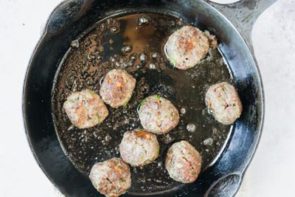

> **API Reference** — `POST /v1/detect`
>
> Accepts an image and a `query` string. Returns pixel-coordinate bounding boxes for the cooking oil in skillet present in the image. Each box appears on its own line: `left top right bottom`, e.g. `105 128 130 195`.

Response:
52 13 232 193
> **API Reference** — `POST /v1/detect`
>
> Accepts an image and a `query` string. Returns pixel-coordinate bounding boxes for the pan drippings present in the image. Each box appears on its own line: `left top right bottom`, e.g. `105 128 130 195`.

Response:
52 13 232 193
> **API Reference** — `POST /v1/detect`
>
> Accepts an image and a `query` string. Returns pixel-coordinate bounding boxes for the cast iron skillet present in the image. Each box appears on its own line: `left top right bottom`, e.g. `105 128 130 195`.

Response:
23 0 276 196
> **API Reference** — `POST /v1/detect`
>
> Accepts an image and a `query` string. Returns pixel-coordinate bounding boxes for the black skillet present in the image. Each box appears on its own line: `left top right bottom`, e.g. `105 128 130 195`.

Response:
23 0 276 196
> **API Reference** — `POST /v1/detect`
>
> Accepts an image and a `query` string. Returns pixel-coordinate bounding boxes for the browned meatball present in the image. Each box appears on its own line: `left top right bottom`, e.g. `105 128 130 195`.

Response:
63 89 109 129
89 158 131 197
205 82 242 125
100 69 136 108
165 141 202 183
119 130 160 166
164 25 217 70
138 95 180 134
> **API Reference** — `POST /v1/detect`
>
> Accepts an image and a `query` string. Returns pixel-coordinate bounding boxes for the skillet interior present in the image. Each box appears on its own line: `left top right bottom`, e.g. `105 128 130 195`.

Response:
51 12 234 195
23 0 263 196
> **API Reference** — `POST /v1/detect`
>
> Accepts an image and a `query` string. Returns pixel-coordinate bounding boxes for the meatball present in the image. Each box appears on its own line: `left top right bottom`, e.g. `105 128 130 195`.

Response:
63 89 109 129
205 82 242 125
165 141 202 183
89 158 131 197
100 69 136 108
120 130 160 166
138 95 179 134
164 25 217 70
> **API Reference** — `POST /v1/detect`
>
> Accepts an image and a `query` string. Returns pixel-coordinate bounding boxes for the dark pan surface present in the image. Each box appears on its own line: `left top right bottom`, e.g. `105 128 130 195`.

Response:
23 0 263 196
52 13 233 194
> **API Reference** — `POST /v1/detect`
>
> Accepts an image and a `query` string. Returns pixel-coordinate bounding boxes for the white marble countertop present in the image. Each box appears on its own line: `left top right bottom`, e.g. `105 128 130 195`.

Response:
0 0 294 196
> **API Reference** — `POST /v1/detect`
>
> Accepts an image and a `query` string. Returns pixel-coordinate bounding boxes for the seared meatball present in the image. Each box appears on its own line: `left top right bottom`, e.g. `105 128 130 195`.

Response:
164 25 217 70
205 82 242 125
138 95 179 134
100 69 136 108
63 89 109 129
120 130 160 166
165 141 202 183
89 158 131 197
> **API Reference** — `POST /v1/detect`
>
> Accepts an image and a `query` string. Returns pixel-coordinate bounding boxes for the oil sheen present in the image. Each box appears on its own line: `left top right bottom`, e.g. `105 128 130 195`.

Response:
52 13 232 193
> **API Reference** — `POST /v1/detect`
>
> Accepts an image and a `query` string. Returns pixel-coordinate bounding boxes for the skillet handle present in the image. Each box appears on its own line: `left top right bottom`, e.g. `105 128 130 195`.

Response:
44 0 93 36
205 174 242 197
205 0 277 51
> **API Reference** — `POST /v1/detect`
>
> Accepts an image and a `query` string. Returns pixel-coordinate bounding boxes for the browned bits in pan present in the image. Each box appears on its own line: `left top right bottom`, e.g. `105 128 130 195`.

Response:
52 13 233 194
